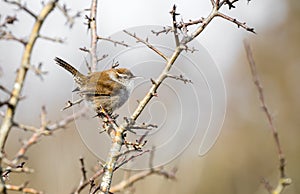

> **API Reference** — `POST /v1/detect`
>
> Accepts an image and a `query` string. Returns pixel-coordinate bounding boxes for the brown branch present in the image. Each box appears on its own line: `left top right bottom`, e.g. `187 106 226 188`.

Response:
217 12 255 33
97 36 129 47
123 30 169 61
151 26 172 36
72 164 104 194
0 30 27 45
12 107 86 165
25 62 48 80
98 2 255 194
56 3 83 28
110 168 176 193
79 157 87 181
244 40 291 194
3 0 37 19
0 0 58 162
6 182 42 194
110 149 176 193
61 99 84 111
178 18 204 30
89 0 98 71
38 34 65 43
170 5 180 46
166 74 193 84
114 150 149 172
0 85 12 96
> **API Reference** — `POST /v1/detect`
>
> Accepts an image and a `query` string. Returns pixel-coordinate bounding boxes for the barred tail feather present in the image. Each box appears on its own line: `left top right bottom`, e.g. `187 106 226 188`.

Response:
54 57 85 85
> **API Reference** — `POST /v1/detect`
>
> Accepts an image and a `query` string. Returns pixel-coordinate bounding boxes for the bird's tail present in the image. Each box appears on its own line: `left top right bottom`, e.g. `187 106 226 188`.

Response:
54 57 85 85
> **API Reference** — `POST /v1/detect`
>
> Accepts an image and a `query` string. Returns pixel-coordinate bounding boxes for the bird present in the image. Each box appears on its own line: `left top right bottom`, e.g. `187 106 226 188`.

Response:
54 57 136 115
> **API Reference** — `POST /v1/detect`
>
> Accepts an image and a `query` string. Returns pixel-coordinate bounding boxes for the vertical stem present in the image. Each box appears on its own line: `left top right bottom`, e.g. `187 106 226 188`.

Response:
90 0 98 71
98 46 183 194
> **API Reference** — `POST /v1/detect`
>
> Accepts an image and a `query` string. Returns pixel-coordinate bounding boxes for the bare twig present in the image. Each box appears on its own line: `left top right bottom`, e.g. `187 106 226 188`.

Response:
244 40 291 194
0 85 12 96
79 157 87 181
0 31 27 45
166 74 193 84
97 54 109 62
151 26 172 36
6 182 42 194
61 99 84 111
110 150 176 193
56 3 83 28
38 34 65 43
217 12 255 33
97 36 129 47
25 62 48 80
123 30 169 62
3 0 37 19
114 150 150 172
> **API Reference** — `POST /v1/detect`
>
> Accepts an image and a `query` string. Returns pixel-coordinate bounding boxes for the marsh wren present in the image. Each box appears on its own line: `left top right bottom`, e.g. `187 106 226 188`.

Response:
54 57 135 115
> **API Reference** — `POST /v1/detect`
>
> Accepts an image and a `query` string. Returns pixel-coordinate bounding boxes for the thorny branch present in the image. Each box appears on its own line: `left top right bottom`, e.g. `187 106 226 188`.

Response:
12 106 86 165
0 1 58 193
123 30 169 61
0 0 58 150
110 149 176 193
244 40 291 194
98 2 255 194
89 0 98 71
3 0 37 19
56 3 83 28
97 36 129 47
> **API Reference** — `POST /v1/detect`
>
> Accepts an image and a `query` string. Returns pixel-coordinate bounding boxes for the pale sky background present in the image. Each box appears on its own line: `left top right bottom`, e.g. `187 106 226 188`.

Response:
0 0 288 94
0 1 293 193
0 0 288 158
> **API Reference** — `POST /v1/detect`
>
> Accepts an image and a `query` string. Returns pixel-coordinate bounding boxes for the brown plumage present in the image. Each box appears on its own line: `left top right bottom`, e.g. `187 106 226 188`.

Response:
54 57 135 114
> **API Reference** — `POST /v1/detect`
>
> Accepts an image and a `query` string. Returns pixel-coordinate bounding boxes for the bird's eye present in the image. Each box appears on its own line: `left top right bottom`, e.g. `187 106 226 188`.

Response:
116 72 126 79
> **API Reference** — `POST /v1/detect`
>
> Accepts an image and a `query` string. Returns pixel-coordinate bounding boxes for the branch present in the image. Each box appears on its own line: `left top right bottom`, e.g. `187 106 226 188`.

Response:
3 0 37 19
61 99 84 111
98 2 255 193
216 12 255 33
6 182 42 194
56 3 83 28
0 0 58 158
123 30 169 61
38 34 65 43
244 40 291 194
110 168 176 193
170 5 180 46
166 74 193 84
89 0 98 71
12 107 86 165
0 30 27 45
110 150 176 193
97 36 129 47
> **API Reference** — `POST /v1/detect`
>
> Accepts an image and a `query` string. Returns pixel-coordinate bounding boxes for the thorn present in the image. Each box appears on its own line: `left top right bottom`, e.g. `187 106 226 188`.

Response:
150 78 157 85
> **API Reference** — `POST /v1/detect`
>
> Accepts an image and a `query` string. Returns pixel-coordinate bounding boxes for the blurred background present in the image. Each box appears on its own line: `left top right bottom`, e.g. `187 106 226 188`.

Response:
0 0 299 193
